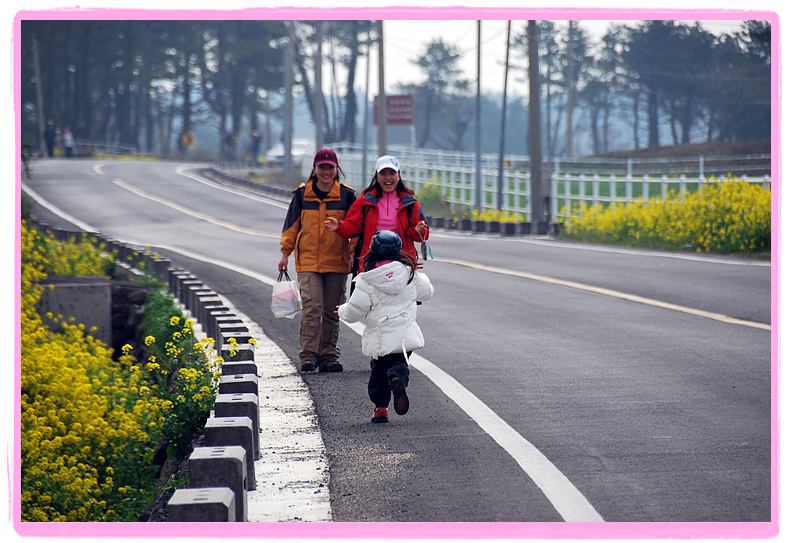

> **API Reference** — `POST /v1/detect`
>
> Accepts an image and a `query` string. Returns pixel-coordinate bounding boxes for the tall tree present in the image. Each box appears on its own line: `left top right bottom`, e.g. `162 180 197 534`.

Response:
200 20 286 159
559 21 592 156
399 38 471 149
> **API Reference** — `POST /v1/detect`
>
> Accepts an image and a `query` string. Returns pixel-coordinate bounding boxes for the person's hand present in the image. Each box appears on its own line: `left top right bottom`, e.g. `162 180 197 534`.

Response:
324 217 339 231
415 220 428 238
278 254 289 273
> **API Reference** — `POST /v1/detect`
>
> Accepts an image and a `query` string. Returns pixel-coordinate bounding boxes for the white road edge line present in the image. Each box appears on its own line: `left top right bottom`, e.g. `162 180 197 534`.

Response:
22 180 604 522
158 247 606 523
435 257 770 331
111 178 279 238
430 231 770 267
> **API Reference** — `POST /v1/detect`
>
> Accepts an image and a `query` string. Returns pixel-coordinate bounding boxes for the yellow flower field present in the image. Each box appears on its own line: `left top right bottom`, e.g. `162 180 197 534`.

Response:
20 222 219 521
560 179 771 254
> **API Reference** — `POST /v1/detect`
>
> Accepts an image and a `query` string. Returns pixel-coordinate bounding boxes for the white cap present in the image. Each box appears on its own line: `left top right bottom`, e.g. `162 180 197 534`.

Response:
375 155 400 173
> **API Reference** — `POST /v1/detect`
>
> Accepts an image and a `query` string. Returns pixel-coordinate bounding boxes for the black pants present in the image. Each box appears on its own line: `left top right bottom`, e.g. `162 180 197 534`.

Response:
368 351 411 408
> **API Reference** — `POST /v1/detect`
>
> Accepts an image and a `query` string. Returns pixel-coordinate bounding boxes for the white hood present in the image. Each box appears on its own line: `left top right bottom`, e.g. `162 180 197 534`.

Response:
358 261 412 296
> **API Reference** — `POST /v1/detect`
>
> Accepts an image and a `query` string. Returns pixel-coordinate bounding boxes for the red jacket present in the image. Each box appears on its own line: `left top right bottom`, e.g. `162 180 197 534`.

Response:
335 189 429 272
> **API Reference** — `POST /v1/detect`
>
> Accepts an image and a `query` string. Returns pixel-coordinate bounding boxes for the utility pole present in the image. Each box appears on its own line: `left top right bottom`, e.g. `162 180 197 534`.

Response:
474 21 482 211
528 20 545 228
283 21 295 185
362 35 372 186
565 21 576 157
315 22 325 150
32 35 46 155
496 21 511 211
377 20 387 156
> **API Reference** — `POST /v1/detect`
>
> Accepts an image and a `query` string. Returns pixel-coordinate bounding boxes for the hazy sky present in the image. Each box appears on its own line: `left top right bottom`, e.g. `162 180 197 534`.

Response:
377 19 749 97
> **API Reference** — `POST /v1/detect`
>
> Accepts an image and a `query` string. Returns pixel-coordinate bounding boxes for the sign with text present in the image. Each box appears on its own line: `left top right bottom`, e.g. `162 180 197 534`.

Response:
373 94 415 126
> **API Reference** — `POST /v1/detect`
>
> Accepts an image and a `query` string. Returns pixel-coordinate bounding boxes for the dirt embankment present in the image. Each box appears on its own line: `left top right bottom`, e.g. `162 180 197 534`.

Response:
594 139 770 160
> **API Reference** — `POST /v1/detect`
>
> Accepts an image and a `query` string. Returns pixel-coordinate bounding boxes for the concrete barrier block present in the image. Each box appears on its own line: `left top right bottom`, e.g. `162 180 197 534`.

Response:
168 270 194 298
198 298 223 320
186 285 214 312
220 360 258 377
204 416 256 490
189 446 248 521
204 308 231 341
219 373 258 395
214 394 260 459
167 487 236 522
197 296 223 324
153 258 171 281
177 279 203 303
220 343 255 362
216 325 250 351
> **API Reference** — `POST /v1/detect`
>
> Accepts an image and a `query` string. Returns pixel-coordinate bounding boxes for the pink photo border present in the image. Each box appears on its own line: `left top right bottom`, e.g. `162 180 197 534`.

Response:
11 4 780 541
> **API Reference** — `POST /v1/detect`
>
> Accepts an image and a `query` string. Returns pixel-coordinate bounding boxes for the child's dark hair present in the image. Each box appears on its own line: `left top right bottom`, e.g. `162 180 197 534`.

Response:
362 250 417 283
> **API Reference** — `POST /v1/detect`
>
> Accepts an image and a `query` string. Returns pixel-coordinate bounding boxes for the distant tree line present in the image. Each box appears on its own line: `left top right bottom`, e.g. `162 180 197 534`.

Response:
402 20 770 155
19 19 770 159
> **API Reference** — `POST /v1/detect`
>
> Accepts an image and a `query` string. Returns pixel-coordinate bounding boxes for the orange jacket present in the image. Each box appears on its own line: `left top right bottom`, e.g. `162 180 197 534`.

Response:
280 179 357 273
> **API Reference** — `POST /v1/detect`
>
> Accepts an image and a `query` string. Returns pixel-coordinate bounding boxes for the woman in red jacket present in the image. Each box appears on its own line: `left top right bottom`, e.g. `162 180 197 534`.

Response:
324 155 429 273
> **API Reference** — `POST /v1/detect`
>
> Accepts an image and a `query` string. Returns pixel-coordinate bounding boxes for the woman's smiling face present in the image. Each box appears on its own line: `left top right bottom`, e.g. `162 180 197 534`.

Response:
377 168 399 193
314 164 337 187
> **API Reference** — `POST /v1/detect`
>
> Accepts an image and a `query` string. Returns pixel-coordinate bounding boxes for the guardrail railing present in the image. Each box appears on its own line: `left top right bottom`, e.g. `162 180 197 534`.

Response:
327 143 772 221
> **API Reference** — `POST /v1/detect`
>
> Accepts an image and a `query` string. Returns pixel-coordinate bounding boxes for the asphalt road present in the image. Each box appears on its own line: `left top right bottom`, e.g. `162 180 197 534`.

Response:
21 159 774 532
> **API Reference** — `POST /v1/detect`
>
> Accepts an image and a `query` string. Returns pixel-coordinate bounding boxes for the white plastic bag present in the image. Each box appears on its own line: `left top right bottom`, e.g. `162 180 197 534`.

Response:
271 272 302 319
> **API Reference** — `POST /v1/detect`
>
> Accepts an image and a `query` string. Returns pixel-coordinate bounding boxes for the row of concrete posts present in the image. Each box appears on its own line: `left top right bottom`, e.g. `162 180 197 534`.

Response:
33 221 263 522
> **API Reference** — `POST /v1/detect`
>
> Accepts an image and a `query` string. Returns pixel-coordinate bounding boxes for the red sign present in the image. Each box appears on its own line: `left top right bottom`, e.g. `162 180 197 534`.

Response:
373 94 415 126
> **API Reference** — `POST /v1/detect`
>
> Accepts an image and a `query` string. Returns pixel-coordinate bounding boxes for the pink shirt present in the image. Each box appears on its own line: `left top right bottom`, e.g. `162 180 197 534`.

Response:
377 191 400 232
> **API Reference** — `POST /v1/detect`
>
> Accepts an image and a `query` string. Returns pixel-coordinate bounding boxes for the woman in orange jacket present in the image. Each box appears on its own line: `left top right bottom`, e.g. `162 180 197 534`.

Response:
279 148 357 373
324 155 429 274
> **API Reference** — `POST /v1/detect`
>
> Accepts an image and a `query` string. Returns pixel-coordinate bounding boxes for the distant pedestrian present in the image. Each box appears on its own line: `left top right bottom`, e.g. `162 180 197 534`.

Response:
62 126 74 157
337 230 434 423
250 129 262 163
279 148 358 373
324 155 430 277
44 120 55 157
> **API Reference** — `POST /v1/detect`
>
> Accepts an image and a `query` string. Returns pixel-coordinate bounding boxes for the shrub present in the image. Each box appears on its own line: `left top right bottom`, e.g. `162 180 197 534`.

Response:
471 208 526 224
133 290 221 459
417 183 452 216
560 179 771 253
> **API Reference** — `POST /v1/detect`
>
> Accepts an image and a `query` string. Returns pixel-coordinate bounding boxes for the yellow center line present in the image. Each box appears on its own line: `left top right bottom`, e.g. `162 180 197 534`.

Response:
435 257 770 331
113 178 279 239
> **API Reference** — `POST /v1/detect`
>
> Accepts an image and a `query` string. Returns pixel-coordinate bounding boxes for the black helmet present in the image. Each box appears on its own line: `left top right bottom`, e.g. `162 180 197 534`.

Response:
369 230 402 259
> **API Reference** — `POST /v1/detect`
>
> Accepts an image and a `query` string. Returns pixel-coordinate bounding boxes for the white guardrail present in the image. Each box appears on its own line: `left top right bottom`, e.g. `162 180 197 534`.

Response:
327 143 771 222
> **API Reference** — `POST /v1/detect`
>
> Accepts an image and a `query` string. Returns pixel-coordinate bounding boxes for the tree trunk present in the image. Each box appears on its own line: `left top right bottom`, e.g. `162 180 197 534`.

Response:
528 20 545 224
648 88 659 147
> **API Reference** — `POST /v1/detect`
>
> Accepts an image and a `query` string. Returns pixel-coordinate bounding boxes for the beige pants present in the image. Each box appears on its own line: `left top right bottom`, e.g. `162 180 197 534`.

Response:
297 272 348 367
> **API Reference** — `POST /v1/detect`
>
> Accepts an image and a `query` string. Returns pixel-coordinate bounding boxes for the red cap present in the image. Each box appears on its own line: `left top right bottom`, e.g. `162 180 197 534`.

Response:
314 148 338 167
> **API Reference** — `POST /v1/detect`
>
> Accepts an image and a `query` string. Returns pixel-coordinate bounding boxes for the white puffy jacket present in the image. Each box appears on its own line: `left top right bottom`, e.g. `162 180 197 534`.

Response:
338 261 434 359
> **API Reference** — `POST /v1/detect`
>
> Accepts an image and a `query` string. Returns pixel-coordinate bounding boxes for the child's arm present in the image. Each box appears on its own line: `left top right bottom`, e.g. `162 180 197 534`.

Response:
414 271 434 303
337 279 372 323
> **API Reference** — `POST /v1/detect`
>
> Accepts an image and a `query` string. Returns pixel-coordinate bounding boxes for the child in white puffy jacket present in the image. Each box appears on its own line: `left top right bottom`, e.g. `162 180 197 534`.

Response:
337 230 434 423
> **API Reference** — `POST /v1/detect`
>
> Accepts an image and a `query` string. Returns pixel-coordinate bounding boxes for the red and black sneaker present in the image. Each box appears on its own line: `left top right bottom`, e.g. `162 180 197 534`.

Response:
390 376 409 416
371 407 389 423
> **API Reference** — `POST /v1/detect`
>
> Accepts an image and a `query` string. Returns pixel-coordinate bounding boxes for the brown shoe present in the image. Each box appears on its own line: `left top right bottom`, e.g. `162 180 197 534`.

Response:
319 361 343 373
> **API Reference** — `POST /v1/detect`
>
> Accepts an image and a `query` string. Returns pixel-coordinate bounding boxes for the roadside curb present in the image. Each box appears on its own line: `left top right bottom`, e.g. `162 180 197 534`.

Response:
26 218 331 522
